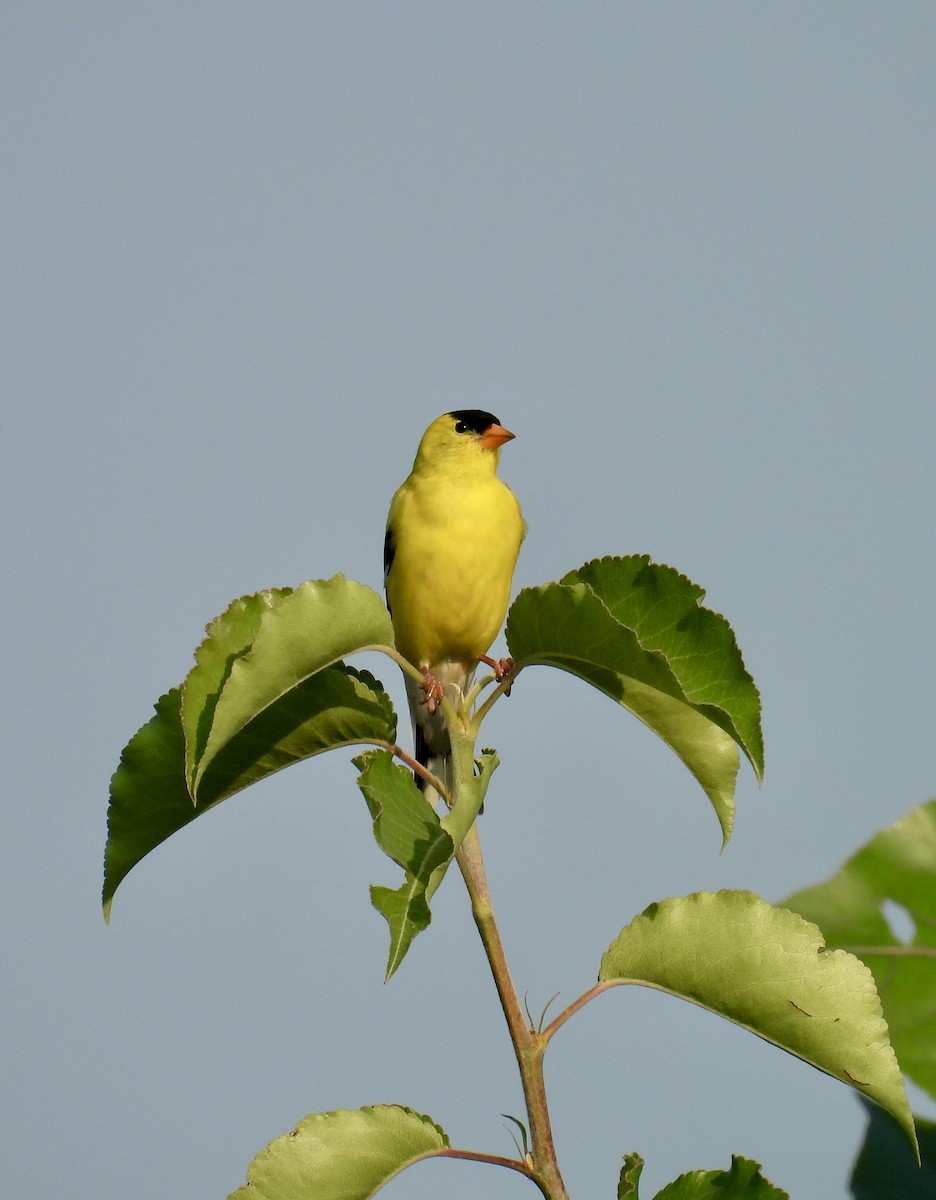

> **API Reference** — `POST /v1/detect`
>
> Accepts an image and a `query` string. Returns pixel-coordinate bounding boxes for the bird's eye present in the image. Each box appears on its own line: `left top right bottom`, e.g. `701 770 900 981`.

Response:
454 420 470 434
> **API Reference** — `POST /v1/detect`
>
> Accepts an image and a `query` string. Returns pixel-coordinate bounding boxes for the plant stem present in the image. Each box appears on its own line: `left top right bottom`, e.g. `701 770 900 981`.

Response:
456 824 570 1200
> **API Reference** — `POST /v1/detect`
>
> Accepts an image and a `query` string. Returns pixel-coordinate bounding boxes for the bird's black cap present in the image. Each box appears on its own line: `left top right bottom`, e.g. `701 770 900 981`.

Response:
448 409 500 434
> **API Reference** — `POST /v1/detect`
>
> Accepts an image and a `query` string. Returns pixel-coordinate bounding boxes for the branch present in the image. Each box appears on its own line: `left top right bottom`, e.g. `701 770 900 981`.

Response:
457 824 570 1200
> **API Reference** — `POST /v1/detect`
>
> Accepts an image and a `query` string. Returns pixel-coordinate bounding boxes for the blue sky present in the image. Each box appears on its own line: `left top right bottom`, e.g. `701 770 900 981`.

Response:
4 5 935 1198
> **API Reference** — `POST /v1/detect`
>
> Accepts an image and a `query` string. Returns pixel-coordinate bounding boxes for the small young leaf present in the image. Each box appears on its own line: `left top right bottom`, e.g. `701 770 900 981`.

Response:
355 750 455 979
653 1155 788 1199
617 1152 644 1199
190 576 394 799
369 885 432 979
599 890 917 1155
783 799 936 1105
506 557 763 844
104 666 395 917
356 751 453 876
501 1112 529 1161
850 1098 936 1199
227 1104 449 1200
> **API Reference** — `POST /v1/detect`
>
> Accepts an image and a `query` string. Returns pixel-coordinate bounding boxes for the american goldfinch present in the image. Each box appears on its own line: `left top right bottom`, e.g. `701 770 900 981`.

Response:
384 410 525 804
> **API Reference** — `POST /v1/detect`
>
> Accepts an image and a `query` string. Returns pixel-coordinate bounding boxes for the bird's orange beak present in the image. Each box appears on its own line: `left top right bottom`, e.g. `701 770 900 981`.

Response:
479 423 515 450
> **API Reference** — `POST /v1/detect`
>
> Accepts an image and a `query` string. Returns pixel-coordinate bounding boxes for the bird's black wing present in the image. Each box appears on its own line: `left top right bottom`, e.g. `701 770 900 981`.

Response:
383 526 396 606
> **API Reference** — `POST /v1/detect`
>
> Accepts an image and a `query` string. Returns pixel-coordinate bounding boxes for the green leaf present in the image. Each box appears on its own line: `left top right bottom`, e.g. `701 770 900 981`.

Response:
615 1152 787 1200
369 886 432 980
617 1152 645 1199
104 665 396 917
103 689 193 921
506 557 763 844
189 577 394 800
653 1155 788 1199
783 799 936 1105
599 891 917 1154
199 665 396 805
850 1099 936 1199
228 1104 449 1200
182 589 293 794
105 578 396 917
355 750 455 979
564 558 762 774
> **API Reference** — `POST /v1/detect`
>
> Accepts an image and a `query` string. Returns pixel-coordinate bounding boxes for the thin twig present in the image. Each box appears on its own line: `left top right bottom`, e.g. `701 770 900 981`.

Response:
375 741 449 803
472 665 524 727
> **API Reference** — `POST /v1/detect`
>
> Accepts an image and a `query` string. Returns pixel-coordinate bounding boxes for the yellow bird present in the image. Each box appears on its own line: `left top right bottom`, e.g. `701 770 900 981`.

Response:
384 410 525 803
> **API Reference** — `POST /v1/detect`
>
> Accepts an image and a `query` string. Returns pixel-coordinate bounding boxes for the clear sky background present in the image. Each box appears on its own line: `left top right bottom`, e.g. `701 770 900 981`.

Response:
4 5 935 1199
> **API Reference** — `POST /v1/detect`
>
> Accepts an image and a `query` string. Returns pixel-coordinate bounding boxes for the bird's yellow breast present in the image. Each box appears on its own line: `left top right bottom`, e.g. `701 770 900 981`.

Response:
386 470 524 670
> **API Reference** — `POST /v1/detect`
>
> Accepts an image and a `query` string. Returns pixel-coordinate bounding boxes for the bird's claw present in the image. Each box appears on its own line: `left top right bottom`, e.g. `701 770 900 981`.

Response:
420 667 444 715
480 654 517 695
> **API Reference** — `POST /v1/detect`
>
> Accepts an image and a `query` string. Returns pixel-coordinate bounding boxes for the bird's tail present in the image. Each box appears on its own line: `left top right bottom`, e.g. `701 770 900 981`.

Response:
406 663 476 809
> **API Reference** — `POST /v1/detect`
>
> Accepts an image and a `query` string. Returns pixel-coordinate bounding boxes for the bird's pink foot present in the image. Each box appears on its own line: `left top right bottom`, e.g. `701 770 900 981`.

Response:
480 654 517 694
419 666 444 715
